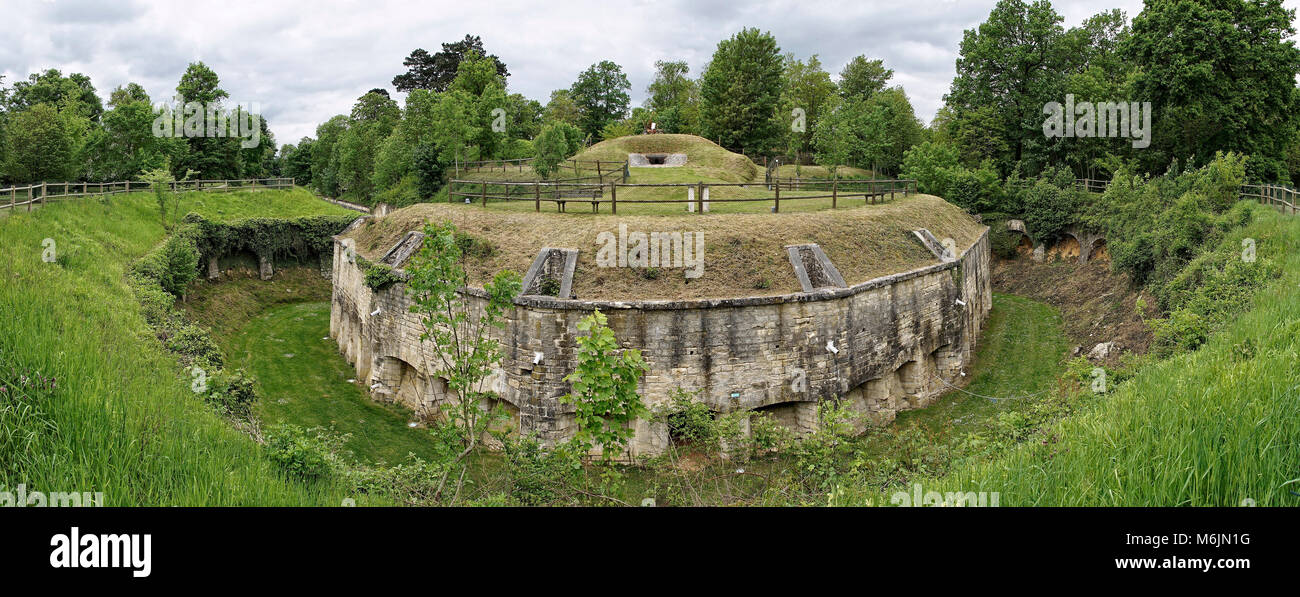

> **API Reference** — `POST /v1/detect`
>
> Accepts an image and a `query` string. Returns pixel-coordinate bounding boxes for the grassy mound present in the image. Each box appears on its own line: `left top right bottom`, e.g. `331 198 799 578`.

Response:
0 188 367 505
574 134 760 182
347 193 986 300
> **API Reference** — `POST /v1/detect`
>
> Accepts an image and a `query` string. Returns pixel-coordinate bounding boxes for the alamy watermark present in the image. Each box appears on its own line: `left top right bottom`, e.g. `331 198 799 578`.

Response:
1 484 103 507
1043 94 1151 149
152 95 262 149
595 223 705 278
890 483 1000 507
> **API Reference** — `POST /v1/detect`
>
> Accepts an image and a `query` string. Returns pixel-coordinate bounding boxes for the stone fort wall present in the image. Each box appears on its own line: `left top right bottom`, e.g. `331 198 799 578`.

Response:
331 227 991 457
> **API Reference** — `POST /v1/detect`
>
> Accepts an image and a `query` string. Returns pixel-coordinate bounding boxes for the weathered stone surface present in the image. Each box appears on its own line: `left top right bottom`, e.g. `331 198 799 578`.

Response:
1089 341 1117 360
258 254 273 280
330 229 993 457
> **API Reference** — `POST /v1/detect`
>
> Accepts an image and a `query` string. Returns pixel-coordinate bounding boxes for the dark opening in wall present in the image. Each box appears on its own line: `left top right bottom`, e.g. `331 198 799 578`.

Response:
646 153 667 165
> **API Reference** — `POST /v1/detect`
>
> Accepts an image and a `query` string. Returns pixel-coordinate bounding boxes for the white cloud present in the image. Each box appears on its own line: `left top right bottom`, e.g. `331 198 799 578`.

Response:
2 0 1295 143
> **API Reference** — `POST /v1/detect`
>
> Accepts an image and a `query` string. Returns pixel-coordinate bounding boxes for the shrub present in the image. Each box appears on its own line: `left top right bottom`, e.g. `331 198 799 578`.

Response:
945 162 1005 213
413 143 447 199
900 141 959 195
264 424 350 480
204 369 258 421
1021 180 1078 246
502 435 584 506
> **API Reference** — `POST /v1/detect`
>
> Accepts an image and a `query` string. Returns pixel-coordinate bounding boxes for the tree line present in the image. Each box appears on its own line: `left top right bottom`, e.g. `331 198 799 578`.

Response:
0 62 278 187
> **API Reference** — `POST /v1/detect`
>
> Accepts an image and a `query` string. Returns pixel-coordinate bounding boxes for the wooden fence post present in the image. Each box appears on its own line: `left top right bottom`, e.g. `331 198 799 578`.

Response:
832 177 838 209
9 186 14 210
697 181 705 214
610 182 617 215
481 182 487 207
40 182 47 207
534 182 541 212
773 178 780 213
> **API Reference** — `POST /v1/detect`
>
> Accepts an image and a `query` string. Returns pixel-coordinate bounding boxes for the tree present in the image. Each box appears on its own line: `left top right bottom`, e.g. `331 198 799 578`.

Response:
311 115 349 197
944 0 1068 175
412 143 446 198
901 141 961 195
7 69 103 122
392 35 509 93
646 60 701 134
701 28 784 153
838 56 893 102
560 310 648 460
543 89 582 126
779 54 839 156
811 106 853 177
570 61 631 139
335 91 400 200
174 62 240 179
4 104 75 182
533 122 580 179
176 61 229 105
108 83 151 109
1124 0 1300 181
280 140 315 185
404 221 522 496
86 87 184 181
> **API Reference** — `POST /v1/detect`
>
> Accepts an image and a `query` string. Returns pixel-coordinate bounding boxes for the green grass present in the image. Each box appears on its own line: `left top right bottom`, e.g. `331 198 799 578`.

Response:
892 293 1069 440
216 301 448 465
906 205 1300 506
0 188 369 505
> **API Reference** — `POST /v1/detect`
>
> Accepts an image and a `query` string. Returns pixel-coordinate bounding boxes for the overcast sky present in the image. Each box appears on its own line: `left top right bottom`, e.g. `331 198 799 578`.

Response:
4 0 1297 144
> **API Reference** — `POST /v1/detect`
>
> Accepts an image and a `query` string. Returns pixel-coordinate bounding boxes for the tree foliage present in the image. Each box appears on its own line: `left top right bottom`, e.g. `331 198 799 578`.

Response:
392 34 509 93
560 310 648 460
570 60 631 139
700 28 784 153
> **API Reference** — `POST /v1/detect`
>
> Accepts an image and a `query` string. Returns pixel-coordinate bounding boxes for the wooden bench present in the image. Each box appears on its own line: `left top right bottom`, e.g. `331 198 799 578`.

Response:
556 189 603 212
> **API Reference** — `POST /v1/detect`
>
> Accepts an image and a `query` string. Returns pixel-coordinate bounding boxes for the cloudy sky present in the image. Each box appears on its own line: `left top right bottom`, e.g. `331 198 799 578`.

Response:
3 0 1296 144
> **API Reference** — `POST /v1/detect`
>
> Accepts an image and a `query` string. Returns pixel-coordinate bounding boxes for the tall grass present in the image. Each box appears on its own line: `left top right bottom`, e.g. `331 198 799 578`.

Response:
901 204 1300 506
0 189 372 505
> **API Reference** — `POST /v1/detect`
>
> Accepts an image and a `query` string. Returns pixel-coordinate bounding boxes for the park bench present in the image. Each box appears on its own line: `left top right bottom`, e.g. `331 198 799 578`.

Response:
555 188 603 213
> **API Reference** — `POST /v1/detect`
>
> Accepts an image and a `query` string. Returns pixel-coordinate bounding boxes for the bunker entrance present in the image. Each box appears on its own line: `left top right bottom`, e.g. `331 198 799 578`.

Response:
646 153 667 165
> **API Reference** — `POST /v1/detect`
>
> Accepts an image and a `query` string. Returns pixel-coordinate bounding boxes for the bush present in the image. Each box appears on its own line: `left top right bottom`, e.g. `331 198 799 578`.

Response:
1021 180 1078 246
502 435 583 506
204 369 258 421
264 424 350 480
945 163 1005 213
413 143 447 199
900 141 959 195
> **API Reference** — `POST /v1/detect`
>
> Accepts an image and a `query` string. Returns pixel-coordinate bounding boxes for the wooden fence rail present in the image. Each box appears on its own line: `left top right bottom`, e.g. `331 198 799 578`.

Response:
454 158 630 182
1074 178 1298 216
0 178 295 212
447 178 917 214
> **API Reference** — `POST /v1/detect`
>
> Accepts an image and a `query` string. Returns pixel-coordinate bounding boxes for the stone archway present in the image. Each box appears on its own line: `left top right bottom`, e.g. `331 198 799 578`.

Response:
1050 234 1081 261
1089 238 1109 263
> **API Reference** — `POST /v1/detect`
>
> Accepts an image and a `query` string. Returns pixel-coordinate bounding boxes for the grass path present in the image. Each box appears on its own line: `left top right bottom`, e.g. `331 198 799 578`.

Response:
218 301 447 465
895 293 1069 438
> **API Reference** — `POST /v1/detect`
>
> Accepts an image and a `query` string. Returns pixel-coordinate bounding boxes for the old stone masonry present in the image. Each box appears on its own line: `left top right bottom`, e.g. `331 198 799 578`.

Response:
331 221 992 457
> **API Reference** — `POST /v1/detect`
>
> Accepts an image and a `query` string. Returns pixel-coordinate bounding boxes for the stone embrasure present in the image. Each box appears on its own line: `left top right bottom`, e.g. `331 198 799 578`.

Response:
628 153 687 167
330 224 992 458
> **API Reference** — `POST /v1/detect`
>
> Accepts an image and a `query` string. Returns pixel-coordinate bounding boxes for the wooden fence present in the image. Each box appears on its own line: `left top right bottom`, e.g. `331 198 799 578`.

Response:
447 178 917 214
0 178 295 213
1074 178 1298 216
454 158 629 182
